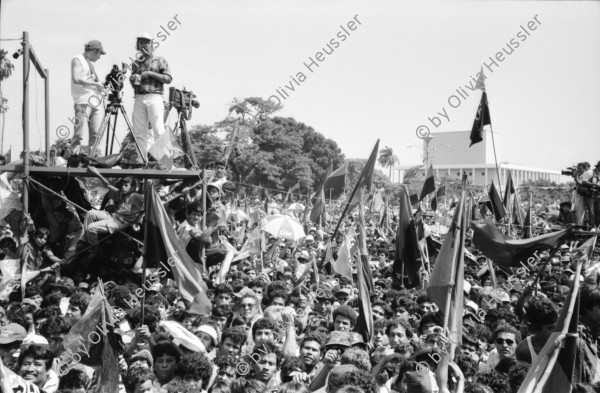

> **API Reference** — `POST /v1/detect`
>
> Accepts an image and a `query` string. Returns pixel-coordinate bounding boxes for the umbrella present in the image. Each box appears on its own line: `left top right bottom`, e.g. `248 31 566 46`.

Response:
287 203 306 212
227 209 250 222
263 214 306 241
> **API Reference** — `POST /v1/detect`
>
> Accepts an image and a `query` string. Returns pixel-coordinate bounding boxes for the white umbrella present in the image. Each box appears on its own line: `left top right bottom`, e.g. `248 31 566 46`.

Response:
263 214 306 241
287 203 306 212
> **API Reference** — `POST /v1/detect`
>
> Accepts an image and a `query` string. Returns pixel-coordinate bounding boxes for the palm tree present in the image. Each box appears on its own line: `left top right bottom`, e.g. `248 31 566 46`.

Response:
378 146 399 181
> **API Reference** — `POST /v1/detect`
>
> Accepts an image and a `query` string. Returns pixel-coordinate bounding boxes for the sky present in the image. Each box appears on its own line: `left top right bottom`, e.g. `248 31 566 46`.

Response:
1 0 599 173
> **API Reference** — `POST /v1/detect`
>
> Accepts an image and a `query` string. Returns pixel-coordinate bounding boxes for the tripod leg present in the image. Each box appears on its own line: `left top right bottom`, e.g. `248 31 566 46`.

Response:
109 114 118 156
92 107 112 159
119 105 148 165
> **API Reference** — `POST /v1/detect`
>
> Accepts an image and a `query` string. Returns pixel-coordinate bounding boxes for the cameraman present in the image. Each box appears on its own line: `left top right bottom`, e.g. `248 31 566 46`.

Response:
129 33 172 164
71 40 106 156
574 162 600 228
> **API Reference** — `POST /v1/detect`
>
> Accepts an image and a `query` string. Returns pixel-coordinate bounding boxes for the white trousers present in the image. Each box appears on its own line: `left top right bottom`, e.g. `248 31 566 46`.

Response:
132 94 166 162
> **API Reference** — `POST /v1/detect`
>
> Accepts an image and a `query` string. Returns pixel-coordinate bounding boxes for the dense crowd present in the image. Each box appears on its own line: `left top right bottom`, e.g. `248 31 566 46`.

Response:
0 156 599 393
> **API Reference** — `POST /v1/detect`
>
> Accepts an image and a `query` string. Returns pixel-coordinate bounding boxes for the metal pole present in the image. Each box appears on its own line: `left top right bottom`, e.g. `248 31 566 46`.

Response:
140 180 150 324
201 169 207 274
44 68 50 165
22 32 30 215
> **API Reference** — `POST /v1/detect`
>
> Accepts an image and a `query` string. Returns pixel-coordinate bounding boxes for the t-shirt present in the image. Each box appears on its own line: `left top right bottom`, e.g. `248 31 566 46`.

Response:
111 192 144 225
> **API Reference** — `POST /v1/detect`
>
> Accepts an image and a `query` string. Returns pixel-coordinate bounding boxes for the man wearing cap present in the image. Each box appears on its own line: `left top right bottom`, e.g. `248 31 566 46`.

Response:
0 323 28 370
71 40 106 155
129 33 172 164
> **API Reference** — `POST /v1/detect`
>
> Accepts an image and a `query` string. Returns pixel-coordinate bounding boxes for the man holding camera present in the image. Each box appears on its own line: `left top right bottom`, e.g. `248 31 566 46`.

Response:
129 33 172 164
578 161 600 228
71 40 106 156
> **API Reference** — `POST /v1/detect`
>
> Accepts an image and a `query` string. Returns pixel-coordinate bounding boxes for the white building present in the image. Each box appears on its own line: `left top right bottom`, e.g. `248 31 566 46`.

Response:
392 130 568 186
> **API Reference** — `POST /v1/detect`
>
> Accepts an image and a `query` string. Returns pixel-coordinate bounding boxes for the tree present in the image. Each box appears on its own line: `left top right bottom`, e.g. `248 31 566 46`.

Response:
378 146 399 180
187 97 345 195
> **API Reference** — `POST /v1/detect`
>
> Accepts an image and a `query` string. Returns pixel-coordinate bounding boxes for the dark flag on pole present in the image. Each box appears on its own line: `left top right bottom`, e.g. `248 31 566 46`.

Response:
355 191 374 342
470 70 491 147
331 140 380 238
419 165 435 201
488 181 506 221
323 164 346 194
392 185 422 289
472 222 569 268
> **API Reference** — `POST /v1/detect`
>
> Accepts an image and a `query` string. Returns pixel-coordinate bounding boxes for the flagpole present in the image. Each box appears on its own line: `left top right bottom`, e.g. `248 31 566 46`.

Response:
140 180 150 324
442 176 466 334
488 121 503 197
201 168 207 275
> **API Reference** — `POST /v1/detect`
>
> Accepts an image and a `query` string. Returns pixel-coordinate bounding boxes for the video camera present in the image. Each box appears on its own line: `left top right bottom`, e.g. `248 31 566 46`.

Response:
561 166 578 177
168 87 200 120
104 63 128 104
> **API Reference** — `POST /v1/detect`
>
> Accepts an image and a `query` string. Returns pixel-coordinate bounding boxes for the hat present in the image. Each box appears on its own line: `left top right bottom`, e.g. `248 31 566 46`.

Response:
325 331 351 347
348 332 365 346
78 282 89 290
305 235 314 242
21 334 49 347
0 323 27 344
195 325 218 346
465 300 479 313
130 349 153 368
334 288 352 299
136 33 153 41
85 40 106 54
298 250 310 261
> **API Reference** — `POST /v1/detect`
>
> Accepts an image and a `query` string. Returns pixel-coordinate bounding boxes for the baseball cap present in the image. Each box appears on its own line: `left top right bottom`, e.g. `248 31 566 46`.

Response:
136 33 153 41
85 40 106 54
325 331 351 348
130 349 153 368
0 323 27 344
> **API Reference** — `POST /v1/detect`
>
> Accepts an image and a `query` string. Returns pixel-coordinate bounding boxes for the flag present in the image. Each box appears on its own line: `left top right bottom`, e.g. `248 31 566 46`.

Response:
148 129 185 170
232 227 263 262
309 186 327 225
419 165 435 201
472 222 569 268
145 187 212 314
489 182 507 221
469 70 491 147
409 193 419 205
372 189 384 215
431 195 438 212
332 140 379 237
323 164 346 193
355 192 374 342
427 188 466 358
333 233 353 281
392 185 422 289
503 171 515 208
60 280 122 393
516 260 582 393
285 183 300 203
523 201 532 239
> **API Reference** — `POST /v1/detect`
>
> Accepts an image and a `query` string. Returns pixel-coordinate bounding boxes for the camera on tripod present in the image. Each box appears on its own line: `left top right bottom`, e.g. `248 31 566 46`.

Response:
104 63 128 104
168 87 200 120
561 166 578 177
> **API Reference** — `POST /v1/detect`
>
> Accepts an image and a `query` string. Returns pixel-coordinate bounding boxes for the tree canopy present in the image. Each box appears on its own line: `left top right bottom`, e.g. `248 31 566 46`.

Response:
188 97 345 195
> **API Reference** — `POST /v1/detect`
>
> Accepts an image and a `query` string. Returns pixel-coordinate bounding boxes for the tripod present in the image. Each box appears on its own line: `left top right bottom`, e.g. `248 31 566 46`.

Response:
91 97 147 165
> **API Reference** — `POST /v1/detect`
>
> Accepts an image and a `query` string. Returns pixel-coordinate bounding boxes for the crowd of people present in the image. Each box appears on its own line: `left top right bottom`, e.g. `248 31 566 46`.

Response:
0 32 598 393
0 150 599 393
